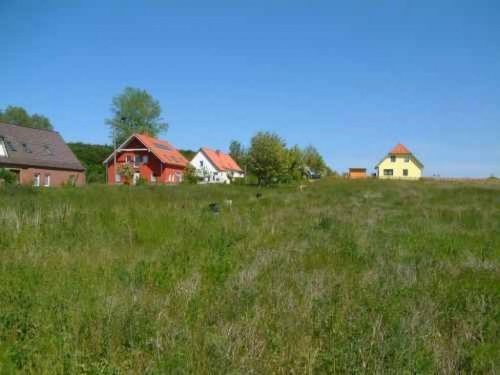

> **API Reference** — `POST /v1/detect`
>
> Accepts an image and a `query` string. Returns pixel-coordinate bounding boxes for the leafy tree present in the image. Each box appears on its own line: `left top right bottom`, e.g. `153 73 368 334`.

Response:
106 87 167 145
286 145 306 181
178 149 197 161
0 168 16 185
229 140 248 170
248 132 288 185
0 106 53 130
182 164 199 184
303 145 328 176
67 142 113 183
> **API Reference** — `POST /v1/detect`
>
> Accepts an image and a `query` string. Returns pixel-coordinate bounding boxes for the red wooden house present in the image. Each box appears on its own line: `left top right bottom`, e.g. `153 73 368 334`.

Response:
103 133 188 185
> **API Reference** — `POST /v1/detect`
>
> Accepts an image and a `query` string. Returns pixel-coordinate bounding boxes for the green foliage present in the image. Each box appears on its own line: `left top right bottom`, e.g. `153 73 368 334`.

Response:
182 164 200 184
0 168 16 185
0 180 499 373
0 106 53 130
229 140 248 170
178 149 196 161
248 132 288 185
303 145 328 176
106 87 168 145
67 142 113 183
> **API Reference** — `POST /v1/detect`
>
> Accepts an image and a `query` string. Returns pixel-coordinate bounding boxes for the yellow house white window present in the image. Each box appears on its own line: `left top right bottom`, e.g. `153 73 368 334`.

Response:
390 156 396 162
383 169 393 176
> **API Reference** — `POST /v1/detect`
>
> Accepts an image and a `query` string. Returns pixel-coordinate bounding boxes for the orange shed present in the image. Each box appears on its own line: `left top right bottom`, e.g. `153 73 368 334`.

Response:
348 168 367 179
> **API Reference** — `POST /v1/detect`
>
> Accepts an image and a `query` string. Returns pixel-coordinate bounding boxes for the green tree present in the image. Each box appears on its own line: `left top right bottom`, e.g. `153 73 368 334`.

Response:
229 140 248 170
0 106 53 130
286 145 306 181
248 132 288 185
106 87 168 145
67 142 114 184
303 145 328 176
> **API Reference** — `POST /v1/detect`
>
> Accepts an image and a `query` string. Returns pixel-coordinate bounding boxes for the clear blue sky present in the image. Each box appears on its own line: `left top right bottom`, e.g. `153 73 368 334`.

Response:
1 1 499 177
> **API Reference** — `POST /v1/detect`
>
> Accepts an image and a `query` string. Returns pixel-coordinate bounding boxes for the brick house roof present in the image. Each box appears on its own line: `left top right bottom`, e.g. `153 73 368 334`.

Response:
0 122 85 171
389 143 412 155
200 147 243 172
103 133 188 167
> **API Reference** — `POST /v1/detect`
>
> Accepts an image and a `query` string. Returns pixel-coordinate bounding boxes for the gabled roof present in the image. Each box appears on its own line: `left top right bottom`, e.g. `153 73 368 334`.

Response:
200 147 243 172
389 143 411 155
0 122 85 171
375 143 424 168
103 133 188 167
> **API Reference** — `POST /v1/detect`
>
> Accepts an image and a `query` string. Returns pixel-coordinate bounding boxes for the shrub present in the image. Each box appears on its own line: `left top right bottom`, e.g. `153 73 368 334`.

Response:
0 168 16 185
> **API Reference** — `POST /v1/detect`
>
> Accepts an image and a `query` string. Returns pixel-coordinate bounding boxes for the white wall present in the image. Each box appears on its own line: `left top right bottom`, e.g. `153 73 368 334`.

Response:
190 151 245 184
190 151 229 184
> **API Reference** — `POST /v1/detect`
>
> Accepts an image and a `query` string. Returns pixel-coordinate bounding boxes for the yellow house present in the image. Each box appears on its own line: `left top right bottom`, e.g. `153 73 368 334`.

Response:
375 143 423 179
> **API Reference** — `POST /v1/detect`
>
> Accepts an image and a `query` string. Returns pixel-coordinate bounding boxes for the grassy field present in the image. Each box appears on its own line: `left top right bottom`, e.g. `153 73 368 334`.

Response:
0 179 499 373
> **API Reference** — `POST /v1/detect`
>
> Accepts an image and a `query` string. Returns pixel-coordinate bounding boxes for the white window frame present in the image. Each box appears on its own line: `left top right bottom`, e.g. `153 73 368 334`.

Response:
383 169 394 176
33 174 41 187
0 139 7 157
44 174 51 187
390 155 396 162
404 156 410 163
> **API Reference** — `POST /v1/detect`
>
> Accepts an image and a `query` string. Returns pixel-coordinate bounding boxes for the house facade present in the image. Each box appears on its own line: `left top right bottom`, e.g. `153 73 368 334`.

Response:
375 143 423 179
190 147 244 184
0 122 85 186
104 133 188 185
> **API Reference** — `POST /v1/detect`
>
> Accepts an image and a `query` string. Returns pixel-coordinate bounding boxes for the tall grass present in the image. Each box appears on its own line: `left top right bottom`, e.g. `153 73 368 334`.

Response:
0 179 499 373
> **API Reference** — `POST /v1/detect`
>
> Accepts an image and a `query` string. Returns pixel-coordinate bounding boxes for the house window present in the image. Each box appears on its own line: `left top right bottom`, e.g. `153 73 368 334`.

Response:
142 155 149 164
200 160 204 167
383 169 394 176
0 138 7 157
390 155 396 162
44 174 51 187
151 174 157 183
115 173 121 183
33 174 41 187
403 169 409 176
5 140 17 152
404 156 410 163
69 175 76 186
134 155 142 167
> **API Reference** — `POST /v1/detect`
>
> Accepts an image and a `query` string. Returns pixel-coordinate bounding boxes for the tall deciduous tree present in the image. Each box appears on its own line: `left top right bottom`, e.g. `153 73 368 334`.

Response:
229 140 248 170
0 106 53 130
106 87 168 145
303 145 328 176
248 132 288 185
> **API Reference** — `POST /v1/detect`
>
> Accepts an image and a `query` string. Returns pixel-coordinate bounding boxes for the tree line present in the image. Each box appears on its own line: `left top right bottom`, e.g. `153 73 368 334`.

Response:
1 86 333 184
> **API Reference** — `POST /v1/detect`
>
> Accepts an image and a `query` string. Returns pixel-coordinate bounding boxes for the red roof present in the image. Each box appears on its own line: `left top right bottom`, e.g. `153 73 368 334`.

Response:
389 143 411 155
201 147 243 172
134 133 188 167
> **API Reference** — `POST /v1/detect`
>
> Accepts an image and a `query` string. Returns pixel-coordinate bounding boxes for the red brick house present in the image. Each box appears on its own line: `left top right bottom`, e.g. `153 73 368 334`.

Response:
0 122 85 186
103 133 188 185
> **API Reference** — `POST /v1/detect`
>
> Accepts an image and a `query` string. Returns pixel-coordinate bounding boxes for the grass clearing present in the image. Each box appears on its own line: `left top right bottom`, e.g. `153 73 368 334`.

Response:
0 179 499 373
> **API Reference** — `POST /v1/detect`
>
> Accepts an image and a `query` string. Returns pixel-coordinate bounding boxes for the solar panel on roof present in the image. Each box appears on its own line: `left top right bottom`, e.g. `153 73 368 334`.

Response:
154 143 171 151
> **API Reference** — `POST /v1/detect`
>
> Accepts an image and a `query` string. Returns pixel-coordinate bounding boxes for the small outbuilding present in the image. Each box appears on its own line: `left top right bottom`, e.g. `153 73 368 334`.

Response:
348 168 367 179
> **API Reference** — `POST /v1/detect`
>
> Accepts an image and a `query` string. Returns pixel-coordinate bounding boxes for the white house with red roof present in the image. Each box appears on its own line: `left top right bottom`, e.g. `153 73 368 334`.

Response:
190 147 244 184
375 143 423 179
103 133 189 185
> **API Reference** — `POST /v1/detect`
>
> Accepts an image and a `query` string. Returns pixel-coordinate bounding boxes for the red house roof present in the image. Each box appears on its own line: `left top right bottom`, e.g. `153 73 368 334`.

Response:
201 147 243 172
134 133 188 167
389 143 412 155
103 133 188 167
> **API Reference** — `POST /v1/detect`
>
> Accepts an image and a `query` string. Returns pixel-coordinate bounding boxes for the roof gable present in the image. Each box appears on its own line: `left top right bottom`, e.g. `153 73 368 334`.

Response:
389 143 411 155
200 147 243 172
103 133 188 167
0 122 84 171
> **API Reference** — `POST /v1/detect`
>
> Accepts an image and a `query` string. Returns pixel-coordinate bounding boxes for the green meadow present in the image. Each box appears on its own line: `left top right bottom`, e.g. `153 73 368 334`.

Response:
0 179 499 373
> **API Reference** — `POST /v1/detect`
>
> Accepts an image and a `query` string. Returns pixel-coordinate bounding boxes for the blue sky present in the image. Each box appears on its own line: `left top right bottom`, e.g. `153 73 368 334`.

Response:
1 1 499 177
